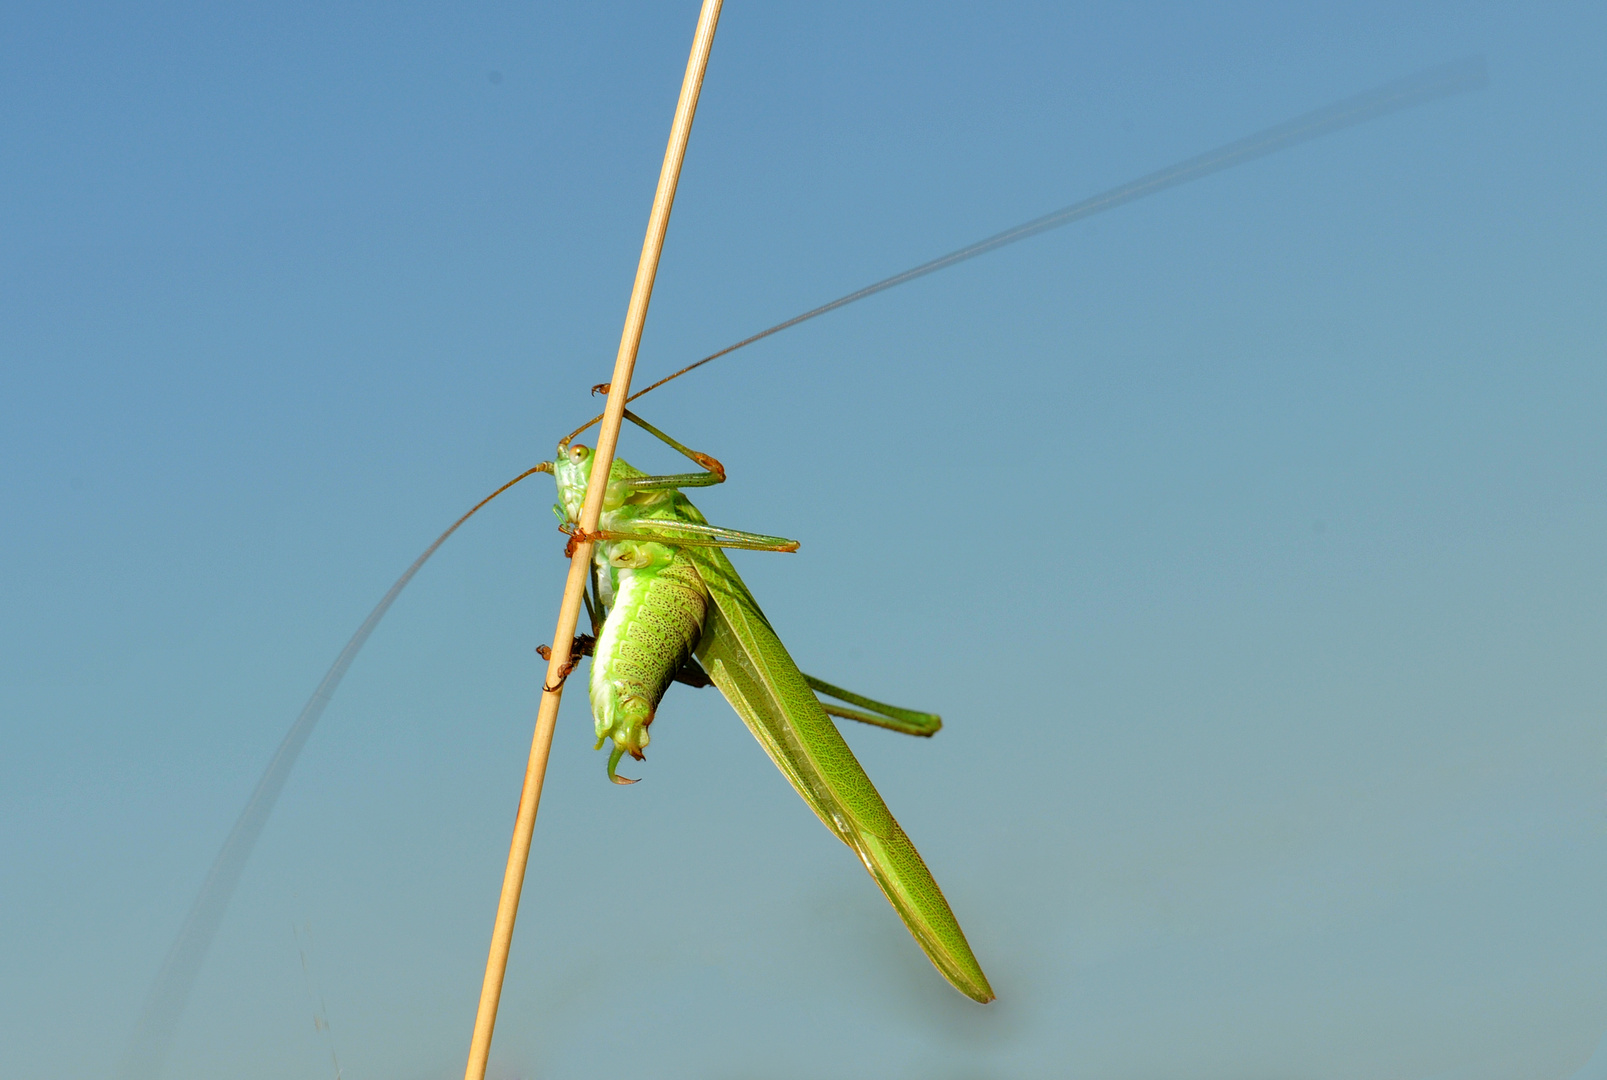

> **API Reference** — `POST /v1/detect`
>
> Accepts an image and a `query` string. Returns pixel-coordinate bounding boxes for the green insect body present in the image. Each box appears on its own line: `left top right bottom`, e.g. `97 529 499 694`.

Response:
589 547 707 764
553 449 715 776
550 425 994 1003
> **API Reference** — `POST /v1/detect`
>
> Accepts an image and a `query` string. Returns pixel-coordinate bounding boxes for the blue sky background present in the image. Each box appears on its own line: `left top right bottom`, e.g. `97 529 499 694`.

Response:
3 2 1605 1077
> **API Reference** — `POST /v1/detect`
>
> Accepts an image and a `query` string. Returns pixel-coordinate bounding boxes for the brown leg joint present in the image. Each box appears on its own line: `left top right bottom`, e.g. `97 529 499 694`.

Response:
537 633 596 692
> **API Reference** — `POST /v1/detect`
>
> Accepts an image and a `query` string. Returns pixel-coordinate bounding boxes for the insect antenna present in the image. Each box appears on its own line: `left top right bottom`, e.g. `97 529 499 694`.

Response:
119 462 552 1080
292 921 344 1080
564 55 1486 447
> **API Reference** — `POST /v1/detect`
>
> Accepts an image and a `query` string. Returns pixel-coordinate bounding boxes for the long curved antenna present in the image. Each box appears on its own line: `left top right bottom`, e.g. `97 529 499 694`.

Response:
119 464 550 1080
564 56 1486 446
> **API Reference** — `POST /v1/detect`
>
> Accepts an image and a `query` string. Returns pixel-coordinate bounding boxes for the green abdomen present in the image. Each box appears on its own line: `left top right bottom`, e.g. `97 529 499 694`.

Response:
590 550 710 762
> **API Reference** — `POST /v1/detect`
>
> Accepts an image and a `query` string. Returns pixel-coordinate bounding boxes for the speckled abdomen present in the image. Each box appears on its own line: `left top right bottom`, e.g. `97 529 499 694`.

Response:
589 548 710 766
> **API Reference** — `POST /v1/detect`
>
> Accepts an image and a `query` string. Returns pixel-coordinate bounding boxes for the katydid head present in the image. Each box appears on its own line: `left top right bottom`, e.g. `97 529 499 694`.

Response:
550 442 594 522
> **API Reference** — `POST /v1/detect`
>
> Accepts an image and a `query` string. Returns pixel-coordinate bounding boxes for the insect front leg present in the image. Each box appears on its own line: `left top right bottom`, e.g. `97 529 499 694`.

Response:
612 409 727 489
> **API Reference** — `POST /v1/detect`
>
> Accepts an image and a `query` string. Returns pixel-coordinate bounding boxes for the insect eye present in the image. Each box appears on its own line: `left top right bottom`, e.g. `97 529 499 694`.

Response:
569 445 589 464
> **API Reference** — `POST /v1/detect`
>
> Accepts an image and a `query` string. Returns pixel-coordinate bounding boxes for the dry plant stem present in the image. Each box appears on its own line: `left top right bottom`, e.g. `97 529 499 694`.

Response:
460 2 724 1078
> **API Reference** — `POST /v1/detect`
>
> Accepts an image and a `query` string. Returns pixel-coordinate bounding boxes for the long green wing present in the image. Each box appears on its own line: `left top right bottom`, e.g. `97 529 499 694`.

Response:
687 546 994 1003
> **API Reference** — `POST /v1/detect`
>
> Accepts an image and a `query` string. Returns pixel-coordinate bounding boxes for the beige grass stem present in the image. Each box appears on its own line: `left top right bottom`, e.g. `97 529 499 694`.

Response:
461 3 724 1078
